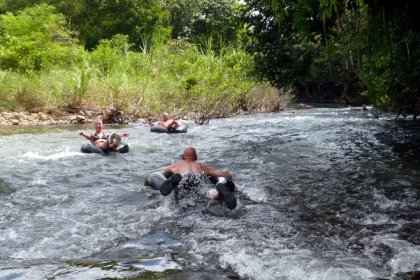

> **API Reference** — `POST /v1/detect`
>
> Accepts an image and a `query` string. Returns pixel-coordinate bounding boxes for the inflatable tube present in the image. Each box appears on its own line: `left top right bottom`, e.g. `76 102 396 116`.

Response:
150 125 187 134
144 171 236 209
145 171 234 191
144 171 173 189
81 143 129 155
115 144 129 153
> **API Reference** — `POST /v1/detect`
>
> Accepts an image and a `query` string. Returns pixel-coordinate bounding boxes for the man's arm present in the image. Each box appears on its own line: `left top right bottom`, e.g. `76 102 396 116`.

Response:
159 163 178 173
204 165 232 180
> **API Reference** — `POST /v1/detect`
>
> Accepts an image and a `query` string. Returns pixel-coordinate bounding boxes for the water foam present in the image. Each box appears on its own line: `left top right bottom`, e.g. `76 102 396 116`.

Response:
371 235 420 274
390 246 420 273
220 248 376 280
131 254 181 272
21 147 81 161
283 116 315 121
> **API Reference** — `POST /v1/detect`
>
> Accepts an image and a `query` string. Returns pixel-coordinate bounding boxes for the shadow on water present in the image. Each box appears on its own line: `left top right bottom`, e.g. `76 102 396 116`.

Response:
0 178 14 194
375 121 420 170
0 108 419 280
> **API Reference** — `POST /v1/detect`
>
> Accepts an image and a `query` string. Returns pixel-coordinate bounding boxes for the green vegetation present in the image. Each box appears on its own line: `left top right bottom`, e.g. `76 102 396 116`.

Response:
242 0 419 115
0 4 291 120
0 1 418 118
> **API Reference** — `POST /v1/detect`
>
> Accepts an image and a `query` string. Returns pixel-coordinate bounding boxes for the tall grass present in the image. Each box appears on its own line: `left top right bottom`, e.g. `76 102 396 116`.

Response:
0 39 293 119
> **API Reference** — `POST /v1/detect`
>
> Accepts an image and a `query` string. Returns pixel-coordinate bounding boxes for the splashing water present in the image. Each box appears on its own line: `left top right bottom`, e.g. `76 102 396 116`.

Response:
0 107 419 279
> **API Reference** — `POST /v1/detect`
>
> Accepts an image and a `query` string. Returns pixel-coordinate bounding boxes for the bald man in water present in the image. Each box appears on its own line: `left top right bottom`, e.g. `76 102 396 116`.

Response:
158 147 237 209
155 112 180 131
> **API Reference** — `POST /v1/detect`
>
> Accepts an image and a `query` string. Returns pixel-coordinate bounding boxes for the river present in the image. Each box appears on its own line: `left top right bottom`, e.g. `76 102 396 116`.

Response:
0 106 419 280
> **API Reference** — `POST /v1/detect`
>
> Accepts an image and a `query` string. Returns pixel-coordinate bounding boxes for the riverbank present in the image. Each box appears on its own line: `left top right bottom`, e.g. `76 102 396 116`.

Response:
0 108 131 126
0 110 86 126
0 109 165 126
0 87 294 126
0 105 278 126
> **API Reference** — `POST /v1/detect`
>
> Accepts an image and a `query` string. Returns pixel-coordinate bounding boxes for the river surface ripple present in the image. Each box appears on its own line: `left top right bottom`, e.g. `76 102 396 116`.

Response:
0 107 419 280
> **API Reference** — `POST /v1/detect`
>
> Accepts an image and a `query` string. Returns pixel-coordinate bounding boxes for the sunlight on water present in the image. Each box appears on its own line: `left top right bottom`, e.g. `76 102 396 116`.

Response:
390 247 420 274
219 248 379 280
242 184 270 203
0 265 135 280
282 115 315 121
21 147 82 161
131 255 180 272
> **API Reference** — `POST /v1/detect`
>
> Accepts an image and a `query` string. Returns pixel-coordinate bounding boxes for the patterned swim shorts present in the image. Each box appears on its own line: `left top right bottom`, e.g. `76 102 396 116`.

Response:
178 172 212 196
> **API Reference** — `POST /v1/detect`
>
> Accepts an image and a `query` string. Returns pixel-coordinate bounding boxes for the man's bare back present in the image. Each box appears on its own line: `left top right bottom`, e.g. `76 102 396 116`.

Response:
157 147 236 209
159 147 232 179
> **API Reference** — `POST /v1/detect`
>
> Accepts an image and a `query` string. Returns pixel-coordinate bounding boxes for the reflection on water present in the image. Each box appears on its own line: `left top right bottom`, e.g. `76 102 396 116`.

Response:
0 107 419 280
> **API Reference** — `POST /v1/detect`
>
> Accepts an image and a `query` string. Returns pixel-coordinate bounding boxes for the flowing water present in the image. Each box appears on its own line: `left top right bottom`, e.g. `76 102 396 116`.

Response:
0 106 419 280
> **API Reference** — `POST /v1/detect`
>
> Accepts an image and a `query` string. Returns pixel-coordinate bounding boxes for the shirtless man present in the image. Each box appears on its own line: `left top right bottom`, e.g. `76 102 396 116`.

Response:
79 119 128 150
155 112 180 130
158 147 237 209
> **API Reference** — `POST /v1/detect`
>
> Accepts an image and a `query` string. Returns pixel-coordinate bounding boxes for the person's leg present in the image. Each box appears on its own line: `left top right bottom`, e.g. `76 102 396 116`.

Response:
108 133 121 150
225 179 236 192
215 179 237 210
160 173 182 196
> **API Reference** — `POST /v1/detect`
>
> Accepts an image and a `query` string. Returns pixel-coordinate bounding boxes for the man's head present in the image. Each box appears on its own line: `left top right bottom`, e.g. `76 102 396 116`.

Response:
181 146 197 161
162 113 169 122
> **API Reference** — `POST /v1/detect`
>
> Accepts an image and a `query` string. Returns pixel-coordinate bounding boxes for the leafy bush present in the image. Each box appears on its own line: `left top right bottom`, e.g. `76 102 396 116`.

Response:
0 30 291 117
89 34 129 74
0 4 84 72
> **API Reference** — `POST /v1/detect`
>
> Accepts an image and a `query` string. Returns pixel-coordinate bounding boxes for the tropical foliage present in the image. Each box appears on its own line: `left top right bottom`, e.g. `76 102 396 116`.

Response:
0 0 418 116
242 0 419 113
0 4 84 72
0 4 291 117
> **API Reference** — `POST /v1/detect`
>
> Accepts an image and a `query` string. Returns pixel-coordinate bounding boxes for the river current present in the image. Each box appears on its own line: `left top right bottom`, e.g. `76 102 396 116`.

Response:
0 106 419 280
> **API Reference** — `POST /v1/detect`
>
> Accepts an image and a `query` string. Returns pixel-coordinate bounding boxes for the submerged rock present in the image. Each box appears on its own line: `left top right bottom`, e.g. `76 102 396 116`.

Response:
0 178 13 194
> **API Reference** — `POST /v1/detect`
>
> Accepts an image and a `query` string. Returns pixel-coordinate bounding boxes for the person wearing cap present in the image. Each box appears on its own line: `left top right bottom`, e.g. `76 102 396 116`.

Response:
158 146 237 209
